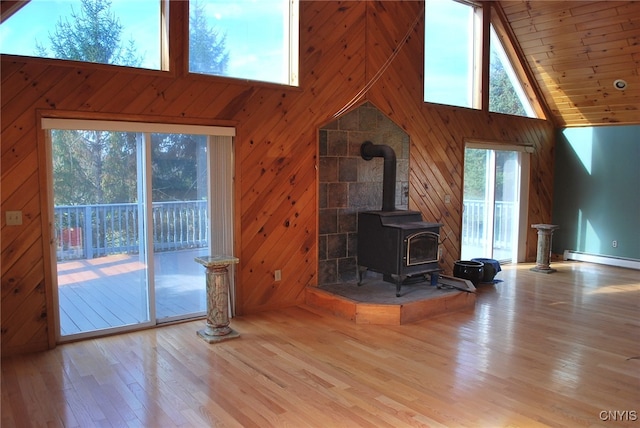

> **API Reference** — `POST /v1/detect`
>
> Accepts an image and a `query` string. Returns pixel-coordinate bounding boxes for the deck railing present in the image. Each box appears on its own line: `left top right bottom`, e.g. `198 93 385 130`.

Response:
56 199 513 261
462 199 515 250
55 201 208 261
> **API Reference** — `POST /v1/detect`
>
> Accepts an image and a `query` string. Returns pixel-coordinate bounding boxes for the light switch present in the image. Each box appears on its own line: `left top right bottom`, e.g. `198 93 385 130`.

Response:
6 211 23 226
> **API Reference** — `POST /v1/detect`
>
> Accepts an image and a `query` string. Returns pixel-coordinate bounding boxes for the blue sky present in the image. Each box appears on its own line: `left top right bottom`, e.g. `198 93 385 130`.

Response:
424 0 473 107
0 0 290 83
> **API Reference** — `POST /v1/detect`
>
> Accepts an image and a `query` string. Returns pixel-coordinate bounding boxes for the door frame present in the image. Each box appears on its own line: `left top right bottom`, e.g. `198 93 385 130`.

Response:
42 117 236 343
463 140 532 263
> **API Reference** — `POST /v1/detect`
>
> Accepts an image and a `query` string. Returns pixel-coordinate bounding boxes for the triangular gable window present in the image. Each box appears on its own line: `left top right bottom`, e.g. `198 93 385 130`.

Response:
489 24 536 118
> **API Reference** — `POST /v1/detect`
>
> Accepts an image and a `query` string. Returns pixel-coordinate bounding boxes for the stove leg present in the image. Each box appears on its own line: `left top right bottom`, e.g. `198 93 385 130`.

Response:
396 275 406 297
357 266 367 285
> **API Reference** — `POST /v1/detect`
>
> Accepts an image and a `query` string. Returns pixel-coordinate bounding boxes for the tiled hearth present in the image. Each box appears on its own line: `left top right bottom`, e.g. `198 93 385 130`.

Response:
313 103 476 325
318 102 409 286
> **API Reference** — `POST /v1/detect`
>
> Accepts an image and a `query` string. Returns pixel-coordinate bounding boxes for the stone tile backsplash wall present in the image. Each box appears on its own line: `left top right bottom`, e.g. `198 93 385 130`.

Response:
318 103 409 285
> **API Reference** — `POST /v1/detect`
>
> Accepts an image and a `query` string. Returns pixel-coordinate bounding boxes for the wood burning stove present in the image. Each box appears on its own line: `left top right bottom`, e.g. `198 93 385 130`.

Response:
357 142 442 296
357 211 442 296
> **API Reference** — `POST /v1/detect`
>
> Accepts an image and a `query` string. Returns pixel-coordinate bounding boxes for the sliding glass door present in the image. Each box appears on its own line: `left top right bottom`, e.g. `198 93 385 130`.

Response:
47 120 234 341
151 133 209 321
462 146 525 263
53 129 152 336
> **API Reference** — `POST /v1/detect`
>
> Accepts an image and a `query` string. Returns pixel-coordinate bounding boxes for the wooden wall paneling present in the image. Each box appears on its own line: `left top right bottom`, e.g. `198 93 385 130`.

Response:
1 61 40 105
410 135 461 223
1 78 44 353
236 128 317 279
1 256 43 313
51 69 119 111
239 132 315 235
76 71 133 112
238 134 309 226
1 225 47 354
168 0 188 77
235 1 367 313
1 63 69 124
33 67 105 111
165 79 224 119
303 0 368 122
98 73 167 114
238 96 302 164
1 171 39 233
407 167 461 272
112 76 177 116
1 209 42 284
298 2 367 98
1 0 558 355
211 85 262 121
142 76 213 117
183 82 251 119
240 186 317 311
1 241 46 323
1 129 36 182
239 147 314 275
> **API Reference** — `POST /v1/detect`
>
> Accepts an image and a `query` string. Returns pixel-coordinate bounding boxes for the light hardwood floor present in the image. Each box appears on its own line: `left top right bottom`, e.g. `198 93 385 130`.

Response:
2 261 639 427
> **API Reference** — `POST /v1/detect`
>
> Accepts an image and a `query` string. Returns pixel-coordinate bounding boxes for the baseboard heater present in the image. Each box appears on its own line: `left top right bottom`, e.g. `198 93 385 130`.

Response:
563 250 640 270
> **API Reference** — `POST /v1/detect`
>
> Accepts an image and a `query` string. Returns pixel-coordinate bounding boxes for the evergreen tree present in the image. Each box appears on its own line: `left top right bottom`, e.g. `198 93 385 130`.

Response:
189 0 229 75
44 0 228 205
36 0 142 67
488 52 527 117
464 148 486 200
151 133 207 202
52 130 98 205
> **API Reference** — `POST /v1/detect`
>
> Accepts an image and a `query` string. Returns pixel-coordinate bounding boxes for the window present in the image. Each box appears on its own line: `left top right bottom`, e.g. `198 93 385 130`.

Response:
424 0 480 108
0 0 163 70
189 0 299 86
489 25 536 118
424 0 540 118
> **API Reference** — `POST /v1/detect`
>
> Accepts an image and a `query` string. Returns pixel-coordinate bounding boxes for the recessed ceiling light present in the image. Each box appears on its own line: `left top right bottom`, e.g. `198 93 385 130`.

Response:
613 79 627 90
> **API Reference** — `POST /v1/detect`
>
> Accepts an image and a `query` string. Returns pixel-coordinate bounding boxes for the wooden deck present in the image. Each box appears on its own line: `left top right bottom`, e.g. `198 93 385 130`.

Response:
57 249 209 336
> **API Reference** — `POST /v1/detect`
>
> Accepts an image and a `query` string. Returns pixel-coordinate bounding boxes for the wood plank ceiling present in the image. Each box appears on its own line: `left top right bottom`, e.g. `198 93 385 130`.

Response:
499 1 640 127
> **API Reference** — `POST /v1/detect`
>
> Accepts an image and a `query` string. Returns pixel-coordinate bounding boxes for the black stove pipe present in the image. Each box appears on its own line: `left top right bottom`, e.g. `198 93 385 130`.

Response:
360 141 396 211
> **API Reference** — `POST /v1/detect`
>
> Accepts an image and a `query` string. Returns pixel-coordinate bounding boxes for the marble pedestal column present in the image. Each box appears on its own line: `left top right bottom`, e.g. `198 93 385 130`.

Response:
195 255 240 343
530 224 559 273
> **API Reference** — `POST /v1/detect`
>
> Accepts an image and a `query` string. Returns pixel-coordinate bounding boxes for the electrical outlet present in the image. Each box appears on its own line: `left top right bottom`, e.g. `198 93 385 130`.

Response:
612 240 618 248
6 211 23 226
274 270 282 281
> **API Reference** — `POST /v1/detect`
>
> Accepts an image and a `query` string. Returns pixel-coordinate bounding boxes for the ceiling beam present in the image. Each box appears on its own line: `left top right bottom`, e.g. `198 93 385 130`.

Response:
1 0 29 23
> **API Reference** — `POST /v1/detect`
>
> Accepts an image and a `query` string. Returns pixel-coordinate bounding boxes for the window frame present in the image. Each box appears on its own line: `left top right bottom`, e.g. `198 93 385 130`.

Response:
41 117 237 342
423 0 546 119
0 0 168 71
187 0 300 87
424 0 483 109
489 4 548 120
